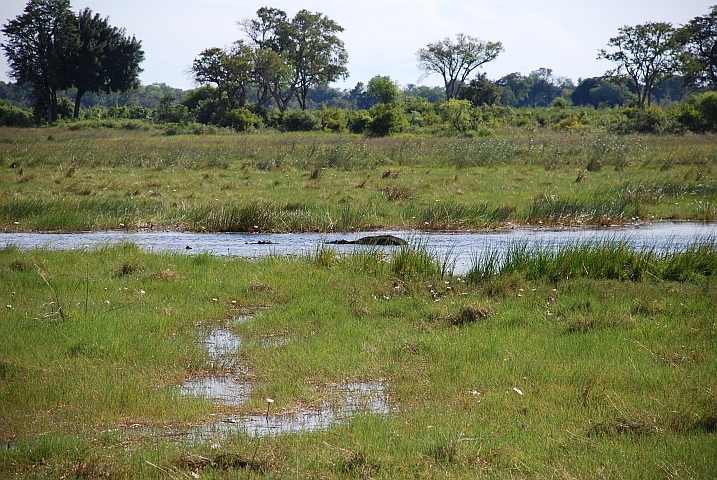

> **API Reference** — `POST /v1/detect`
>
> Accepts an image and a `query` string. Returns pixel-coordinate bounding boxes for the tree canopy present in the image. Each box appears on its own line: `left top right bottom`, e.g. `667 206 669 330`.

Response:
679 6 717 89
191 41 253 110
416 33 503 100
367 75 401 105
457 73 501 106
598 22 682 109
70 8 144 118
1 0 76 122
236 7 348 112
1 0 143 122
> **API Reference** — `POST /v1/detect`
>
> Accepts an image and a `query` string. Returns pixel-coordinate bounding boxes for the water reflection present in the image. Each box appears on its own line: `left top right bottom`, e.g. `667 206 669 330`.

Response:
176 317 391 438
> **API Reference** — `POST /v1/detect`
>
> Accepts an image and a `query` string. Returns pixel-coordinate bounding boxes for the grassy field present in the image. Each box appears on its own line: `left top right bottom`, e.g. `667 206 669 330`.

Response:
1 241 715 478
2 127 716 232
1 126 716 478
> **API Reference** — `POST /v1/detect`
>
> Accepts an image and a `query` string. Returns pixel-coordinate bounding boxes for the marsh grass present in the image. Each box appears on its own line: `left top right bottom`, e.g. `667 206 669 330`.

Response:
2 128 716 232
1 242 715 478
525 195 634 225
468 239 717 283
1 126 717 477
410 201 515 229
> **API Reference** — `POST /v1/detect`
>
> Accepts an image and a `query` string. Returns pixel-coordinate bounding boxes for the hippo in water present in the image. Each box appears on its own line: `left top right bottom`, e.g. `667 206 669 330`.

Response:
327 234 408 246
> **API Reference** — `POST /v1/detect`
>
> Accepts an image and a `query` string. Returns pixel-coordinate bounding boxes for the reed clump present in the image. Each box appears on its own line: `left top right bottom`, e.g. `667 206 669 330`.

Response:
468 240 717 283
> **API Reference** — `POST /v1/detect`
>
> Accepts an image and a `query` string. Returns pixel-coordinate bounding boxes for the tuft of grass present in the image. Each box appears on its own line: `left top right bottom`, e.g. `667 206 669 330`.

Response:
449 304 492 326
411 201 514 229
524 195 633 225
468 239 717 284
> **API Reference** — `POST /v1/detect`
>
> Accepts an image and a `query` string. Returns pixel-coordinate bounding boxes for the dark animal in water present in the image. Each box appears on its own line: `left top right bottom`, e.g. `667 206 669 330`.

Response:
327 235 408 246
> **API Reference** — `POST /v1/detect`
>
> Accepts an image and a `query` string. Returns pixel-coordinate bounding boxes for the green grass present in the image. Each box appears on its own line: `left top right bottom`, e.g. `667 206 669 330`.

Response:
1 127 716 231
1 242 715 478
467 239 717 283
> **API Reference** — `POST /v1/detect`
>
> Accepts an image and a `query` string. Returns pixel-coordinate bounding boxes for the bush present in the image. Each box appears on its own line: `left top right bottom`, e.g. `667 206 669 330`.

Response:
551 97 572 108
211 108 258 131
128 106 153 120
193 98 221 124
0 101 33 127
154 94 193 123
106 104 131 119
437 99 473 132
697 91 717 131
346 110 371 134
280 110 321 132
612 106 680 134
314 106 347 132
367 103 408 137
674 102 706 133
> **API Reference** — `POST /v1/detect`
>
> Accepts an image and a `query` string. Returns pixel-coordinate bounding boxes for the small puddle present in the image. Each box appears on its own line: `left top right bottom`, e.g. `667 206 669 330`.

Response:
181 318 249 406
204 328 242 358
209 381 390 437
175 316 391 438
180 377 250 407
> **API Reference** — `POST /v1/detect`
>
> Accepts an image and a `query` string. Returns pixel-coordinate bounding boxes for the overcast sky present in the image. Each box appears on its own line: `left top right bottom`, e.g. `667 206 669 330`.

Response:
1 0 713 91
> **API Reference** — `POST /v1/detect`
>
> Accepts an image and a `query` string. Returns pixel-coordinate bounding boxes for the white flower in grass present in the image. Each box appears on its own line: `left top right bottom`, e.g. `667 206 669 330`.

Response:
513 387 523 396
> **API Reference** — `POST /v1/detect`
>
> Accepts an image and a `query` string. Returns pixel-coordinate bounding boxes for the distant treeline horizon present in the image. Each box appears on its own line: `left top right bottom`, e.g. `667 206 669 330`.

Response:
0 71 689 113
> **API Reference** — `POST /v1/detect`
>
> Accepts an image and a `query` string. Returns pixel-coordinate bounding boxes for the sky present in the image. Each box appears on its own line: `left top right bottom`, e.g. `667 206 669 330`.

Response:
1 0 713 92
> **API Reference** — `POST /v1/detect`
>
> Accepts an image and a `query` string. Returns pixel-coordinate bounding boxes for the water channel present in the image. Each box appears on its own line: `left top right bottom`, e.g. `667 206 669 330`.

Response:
2 221 715 276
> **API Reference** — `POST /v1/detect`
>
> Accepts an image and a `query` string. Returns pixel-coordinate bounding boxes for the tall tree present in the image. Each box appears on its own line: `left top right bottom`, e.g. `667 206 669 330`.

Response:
191 41 252 109
679 6 717 89
416 33 503 100
239 7 348 112
572 77 601 106
290 10 348 110
1 0 76 122
525 68 561 107
598 22 682 109
496 72 533 107
69 8 144 118
367 75 400 105
251 47 293 112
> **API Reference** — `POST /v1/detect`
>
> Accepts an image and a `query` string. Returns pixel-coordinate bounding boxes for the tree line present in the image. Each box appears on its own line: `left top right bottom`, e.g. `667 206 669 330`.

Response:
2 1 716 129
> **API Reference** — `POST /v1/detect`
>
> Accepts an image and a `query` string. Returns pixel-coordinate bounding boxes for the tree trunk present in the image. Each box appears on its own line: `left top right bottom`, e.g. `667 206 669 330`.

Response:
273 88 294 113
74 89 85 119
48 89 58 123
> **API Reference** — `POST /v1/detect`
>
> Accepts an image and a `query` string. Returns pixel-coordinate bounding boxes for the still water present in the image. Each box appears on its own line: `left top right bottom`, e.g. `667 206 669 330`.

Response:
2 221 715 276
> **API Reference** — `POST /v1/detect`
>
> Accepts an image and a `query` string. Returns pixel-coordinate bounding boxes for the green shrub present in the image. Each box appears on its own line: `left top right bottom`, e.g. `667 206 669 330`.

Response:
211 108 258 131
106 104 131 119
551 97 572 108
367 103 408 137
280 110 321 132
437 99 473 132
674 102 706 133
0 101 33 127
314 106 347 132
612 106 679 134
697 91 717 131
346 110 371 134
